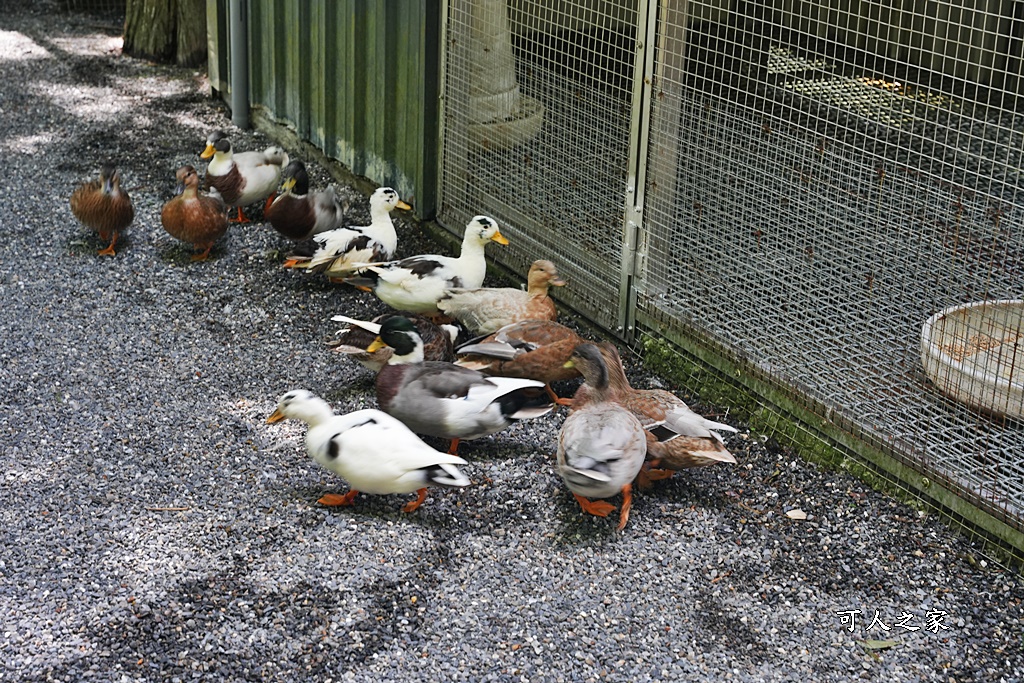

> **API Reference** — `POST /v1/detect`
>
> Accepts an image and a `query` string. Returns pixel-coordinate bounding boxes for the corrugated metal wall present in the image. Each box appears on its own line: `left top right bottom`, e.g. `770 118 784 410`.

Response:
207 1 441 217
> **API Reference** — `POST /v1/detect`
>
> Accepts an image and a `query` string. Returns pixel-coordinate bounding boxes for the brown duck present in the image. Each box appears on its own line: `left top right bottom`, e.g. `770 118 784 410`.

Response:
454 319 585 405
160 165 229 261
265 160 345 241
436 259 566 334
69 162 134 256
575 342 738 485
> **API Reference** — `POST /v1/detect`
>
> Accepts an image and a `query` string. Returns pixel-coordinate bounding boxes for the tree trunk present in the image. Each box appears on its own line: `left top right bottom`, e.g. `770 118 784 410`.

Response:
174 0 207 67
123 0 207 67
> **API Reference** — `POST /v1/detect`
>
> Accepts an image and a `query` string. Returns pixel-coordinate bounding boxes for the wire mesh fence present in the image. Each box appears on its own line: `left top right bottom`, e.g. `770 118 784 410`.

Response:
439 0 638 333
439 0 1024 561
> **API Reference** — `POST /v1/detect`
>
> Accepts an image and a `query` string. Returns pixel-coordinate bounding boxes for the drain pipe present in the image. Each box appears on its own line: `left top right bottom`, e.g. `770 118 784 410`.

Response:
228 0 249 129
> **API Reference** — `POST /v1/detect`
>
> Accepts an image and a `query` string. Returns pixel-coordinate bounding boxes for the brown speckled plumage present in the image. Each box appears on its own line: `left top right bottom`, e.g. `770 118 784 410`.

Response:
69 162 134 256
575 342 737 472
437 259 566 334
160 165 229 261
455 320 584 384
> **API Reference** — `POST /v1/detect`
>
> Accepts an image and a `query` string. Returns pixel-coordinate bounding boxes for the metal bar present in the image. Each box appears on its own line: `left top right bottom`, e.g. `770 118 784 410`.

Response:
228 0 249 129
618 0 659 342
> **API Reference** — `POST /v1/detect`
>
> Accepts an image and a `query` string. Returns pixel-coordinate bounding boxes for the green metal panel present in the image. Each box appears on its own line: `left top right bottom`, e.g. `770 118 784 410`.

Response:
211 0 440 217
206 0 230 96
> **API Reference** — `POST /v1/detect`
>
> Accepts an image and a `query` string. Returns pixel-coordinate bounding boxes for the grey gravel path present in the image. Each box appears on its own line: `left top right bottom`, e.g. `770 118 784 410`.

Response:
1 6 1022 682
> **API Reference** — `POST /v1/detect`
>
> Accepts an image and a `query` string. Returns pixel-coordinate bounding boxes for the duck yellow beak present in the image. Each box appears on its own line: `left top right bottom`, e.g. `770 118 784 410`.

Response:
200 143 216 159
562 358 576 369
395 199 412 211
282 177 296 192
366 336 388 353
266 408 286 423
491 230 509 245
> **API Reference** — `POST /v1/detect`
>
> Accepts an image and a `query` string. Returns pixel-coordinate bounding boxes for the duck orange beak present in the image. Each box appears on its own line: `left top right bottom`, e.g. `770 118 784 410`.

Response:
491 230 509 245
200 143 216 159
266 408 286 423
395 199 412 211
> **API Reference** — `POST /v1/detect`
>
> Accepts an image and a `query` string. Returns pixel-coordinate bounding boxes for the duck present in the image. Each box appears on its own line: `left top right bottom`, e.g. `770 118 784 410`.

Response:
200 129 289 223
69 162 134 256
437 259 566 334
266 390 471 512
351 216 508 316
265 160 346 241
327 313 459 372
454 320 585 405
576 342 737 484
557 343 648 530
159 165 229 261
281 186 411 277
368 316 555 454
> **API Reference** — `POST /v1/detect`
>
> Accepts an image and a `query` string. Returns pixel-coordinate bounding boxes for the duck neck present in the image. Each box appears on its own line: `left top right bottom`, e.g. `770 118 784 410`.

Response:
460 230 489 259
602 357 632 397
207 150 234 176
295 399 336 427
526 280 549 298
364 204 397 246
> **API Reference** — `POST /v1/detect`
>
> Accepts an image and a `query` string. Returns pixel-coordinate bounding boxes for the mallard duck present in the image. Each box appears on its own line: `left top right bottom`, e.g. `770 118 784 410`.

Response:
352 216 508 316
201 130 289 223
69 162 134 256
327 313 459 372
557 343 648 530
368 316 554 454
266 390 470 512
437 259 566 334
281 186 411 276
578 342 737 484
159 165 229 261
454 320 585 405
265 160 345 241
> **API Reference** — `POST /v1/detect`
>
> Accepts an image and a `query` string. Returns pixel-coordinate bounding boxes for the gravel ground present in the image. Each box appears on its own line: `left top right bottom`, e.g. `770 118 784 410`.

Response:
2 6 1023 682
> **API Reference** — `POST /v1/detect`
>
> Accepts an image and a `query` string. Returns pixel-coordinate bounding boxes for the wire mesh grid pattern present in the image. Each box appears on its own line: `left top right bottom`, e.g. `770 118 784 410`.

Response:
439 1 1024 551
438 0 638 332
640 1 1024 537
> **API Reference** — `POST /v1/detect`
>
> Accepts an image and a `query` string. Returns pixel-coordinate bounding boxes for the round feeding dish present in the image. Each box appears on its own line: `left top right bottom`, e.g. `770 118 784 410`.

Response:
921 299 1024 419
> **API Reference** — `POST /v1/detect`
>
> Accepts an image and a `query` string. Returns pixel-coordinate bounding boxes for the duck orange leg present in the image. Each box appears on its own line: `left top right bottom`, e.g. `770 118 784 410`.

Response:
318 489 360 506
616 484 633 531
230 206 250 223
636 459 674 489
572 493 617 518
402 488 428 513
191 244 214 262
545 384 573 407
97 231 118 257
263 195 275 215
446 438 461 455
